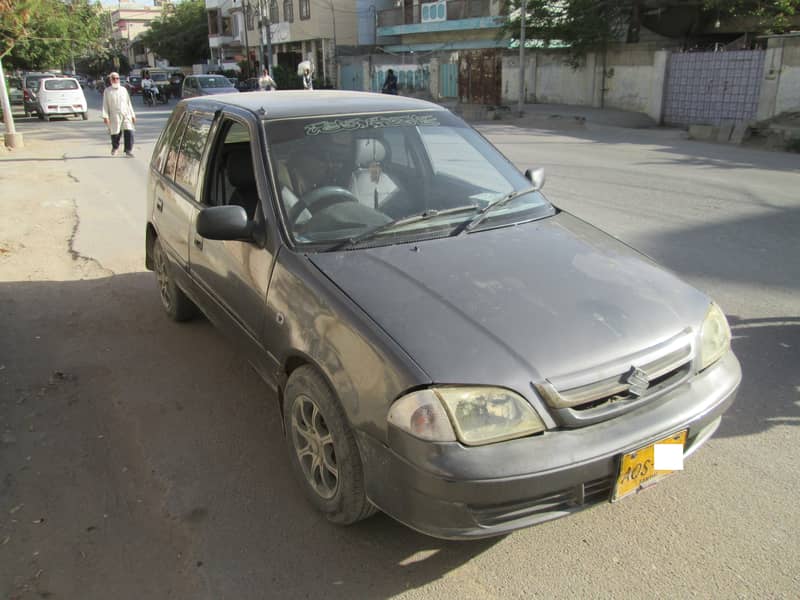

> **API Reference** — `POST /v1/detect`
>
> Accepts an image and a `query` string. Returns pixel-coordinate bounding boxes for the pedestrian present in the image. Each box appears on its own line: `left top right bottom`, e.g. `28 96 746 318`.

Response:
302 66 313 91
101 72 136 157
381 69 398 95
258 67 277 91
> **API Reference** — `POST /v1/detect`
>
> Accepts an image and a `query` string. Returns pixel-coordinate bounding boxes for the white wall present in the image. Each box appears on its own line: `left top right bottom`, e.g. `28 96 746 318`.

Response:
501 46 668 122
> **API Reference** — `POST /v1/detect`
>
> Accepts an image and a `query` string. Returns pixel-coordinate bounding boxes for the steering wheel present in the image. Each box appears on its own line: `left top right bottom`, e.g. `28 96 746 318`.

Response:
288 186 359 224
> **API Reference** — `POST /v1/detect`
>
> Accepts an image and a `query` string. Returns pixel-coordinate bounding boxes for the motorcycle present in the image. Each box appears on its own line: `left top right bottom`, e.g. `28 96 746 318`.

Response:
143 86 169 106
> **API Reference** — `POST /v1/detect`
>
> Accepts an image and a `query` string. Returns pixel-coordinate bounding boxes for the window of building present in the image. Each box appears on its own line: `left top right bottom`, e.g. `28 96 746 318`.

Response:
270 0 279 22
208 10 219 35
283 0 293 23
299 0 310 20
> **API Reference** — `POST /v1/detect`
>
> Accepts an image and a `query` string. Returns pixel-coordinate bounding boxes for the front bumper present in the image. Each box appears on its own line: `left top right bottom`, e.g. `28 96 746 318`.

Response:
358 351 740 540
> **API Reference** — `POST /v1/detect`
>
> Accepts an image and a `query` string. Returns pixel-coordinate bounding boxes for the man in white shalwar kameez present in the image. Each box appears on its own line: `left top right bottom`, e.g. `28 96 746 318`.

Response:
102 72 137 157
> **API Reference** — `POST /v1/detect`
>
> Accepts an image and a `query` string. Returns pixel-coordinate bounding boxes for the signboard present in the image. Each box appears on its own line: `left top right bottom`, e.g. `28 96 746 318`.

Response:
269 22 290 43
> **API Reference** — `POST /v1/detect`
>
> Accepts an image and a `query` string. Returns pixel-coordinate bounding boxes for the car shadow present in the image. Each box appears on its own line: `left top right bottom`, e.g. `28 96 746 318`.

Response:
0 272 499 599
718 315 800 439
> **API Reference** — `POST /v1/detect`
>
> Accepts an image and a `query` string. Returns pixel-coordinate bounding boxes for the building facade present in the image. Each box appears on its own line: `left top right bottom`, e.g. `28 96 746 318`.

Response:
206 0 359 84
109 2 172 68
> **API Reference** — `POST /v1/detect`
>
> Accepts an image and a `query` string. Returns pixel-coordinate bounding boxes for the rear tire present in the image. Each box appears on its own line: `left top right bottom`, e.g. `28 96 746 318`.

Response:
283 366 377 525
152 238 198 322
42 114 50 122
81 112 88 121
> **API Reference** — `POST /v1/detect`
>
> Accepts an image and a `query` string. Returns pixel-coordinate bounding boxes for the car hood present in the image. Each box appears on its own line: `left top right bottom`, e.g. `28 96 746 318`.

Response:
308 212 709 386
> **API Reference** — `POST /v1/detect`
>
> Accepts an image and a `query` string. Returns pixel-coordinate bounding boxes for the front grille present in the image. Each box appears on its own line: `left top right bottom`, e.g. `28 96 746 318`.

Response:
470 477 614 527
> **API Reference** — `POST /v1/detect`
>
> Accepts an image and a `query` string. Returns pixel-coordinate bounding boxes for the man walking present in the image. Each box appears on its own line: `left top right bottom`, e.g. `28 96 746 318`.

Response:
102 72 136 157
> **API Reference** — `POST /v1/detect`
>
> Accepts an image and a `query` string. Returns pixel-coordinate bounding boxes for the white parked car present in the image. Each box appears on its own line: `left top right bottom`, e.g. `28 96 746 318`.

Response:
36 77 88 121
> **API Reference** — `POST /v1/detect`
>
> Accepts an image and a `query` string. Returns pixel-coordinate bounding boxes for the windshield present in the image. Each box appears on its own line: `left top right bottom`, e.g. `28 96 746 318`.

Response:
199 76 232 89
265 110 552 249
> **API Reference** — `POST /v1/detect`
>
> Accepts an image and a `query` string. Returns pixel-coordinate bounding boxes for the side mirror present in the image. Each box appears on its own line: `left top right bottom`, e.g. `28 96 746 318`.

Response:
196 205 253 241
524 168 546 191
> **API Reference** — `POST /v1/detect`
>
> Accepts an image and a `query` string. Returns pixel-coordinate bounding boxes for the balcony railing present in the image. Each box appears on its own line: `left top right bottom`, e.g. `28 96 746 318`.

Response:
378 0 491 28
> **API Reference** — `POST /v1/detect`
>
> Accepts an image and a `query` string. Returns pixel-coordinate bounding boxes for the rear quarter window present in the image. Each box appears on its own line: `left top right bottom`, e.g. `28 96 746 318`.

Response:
153 111 187 174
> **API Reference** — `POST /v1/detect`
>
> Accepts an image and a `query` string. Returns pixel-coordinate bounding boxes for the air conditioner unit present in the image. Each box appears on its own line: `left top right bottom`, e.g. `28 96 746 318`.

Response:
421 0 447 23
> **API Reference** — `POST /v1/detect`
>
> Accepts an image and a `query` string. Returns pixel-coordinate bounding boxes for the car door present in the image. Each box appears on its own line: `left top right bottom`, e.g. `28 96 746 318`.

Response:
150 109 198 289
187 111 281 384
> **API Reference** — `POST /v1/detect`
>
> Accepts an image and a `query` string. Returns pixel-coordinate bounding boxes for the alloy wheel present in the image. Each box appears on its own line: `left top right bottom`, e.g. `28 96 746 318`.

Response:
154 245 172 311
291 394 339 499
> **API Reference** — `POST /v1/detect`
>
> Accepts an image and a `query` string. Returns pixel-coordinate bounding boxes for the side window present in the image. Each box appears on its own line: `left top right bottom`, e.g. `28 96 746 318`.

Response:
205 119 261 220
153 111 186 173
163 113 189 180
174 114 214 194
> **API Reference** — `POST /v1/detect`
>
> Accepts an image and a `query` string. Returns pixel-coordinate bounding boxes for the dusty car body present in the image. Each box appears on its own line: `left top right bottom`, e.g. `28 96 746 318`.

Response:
145 91 740 539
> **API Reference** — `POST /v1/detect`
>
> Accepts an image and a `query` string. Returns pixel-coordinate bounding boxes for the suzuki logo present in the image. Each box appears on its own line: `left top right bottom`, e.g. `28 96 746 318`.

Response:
626 367 650 397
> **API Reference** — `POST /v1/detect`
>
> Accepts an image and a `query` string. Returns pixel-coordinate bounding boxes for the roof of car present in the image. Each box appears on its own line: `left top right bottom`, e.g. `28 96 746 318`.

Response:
181 90 445 120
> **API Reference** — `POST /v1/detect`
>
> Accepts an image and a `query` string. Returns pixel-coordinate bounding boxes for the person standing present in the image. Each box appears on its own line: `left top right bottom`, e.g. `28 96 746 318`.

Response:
302 66 313 90
381 69 398 95
258 67 277 91
102 72 136 157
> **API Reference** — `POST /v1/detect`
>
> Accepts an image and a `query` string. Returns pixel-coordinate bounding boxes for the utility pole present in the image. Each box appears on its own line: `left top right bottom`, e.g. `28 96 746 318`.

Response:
329 0 337 86
256 0 265 71
518 0 526 116
0 61 23 148
242 0 252 77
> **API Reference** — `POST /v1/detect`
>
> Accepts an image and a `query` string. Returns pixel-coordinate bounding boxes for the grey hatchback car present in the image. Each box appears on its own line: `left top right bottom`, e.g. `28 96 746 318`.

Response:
146 91 740 539
181 74 239 98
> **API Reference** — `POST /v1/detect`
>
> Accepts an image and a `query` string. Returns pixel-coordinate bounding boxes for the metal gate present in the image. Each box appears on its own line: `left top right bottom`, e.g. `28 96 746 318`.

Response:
663 50 765 126
439 63 458 98
458 50 501 105
340 64 363 91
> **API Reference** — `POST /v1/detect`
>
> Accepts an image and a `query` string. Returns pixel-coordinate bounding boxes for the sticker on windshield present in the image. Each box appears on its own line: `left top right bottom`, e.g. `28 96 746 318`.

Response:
304 114 440 136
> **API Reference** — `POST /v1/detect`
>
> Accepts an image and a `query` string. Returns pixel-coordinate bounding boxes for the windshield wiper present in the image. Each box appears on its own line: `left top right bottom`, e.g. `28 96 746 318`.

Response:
455 187 539 234
328 205 480 251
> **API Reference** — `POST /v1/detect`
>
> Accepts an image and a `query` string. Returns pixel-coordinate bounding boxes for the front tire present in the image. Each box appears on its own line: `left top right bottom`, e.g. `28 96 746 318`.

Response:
283 366 376 525
152 238 198 322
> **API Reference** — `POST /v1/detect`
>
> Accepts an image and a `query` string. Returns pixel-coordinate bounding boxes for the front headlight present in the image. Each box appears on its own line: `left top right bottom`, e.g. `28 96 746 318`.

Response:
699 303 731 370
388 387 545 446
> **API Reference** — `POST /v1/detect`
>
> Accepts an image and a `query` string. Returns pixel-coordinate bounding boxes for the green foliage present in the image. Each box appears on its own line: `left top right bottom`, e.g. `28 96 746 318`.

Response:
707 0 799 34
140 0 209 66
504 1 799 66
1 0 107 69
501 0 632 67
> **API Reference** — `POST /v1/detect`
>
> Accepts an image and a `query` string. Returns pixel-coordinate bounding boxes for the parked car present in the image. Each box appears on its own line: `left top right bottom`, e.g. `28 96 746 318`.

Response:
145 91 741 540
22 72 53 116
180 74 238 98
2 76 25 115
36 77 88 121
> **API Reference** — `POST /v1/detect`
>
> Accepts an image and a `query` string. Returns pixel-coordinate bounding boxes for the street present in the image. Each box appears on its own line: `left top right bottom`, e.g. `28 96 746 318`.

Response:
1 90 798 599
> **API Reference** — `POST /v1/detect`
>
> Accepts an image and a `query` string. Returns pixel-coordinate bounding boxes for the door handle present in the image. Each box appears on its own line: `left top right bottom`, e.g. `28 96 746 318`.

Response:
193 237 203 250
156 197 163 212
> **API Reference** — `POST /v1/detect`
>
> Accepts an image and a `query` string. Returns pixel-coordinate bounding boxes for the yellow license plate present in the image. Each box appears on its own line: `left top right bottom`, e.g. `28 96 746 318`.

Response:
612 430 688 502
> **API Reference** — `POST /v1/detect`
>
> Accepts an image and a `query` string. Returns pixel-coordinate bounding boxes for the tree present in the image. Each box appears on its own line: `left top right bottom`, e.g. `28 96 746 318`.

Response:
504 1 799 66
140 0 209 66
1 0 107 70
709 0 799 34
502 0 634 67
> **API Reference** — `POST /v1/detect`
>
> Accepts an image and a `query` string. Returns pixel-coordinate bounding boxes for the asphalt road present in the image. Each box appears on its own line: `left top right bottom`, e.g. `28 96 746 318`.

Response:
1 90 798 599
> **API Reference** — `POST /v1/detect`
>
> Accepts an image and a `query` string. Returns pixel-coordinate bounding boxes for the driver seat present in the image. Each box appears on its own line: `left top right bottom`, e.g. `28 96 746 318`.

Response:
349 139 397 209
226 147 259 220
